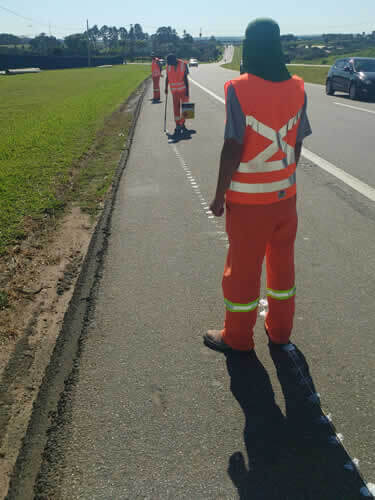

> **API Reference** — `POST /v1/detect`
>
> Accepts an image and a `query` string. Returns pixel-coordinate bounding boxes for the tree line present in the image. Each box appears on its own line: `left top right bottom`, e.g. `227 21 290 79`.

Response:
280 32 375 63
0 25 221 62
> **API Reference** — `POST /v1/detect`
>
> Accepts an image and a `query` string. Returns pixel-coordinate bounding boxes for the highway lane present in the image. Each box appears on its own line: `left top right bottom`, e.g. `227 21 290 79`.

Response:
303 84 375 189
184 62 375 481
189 59 375 192
14 57 375 498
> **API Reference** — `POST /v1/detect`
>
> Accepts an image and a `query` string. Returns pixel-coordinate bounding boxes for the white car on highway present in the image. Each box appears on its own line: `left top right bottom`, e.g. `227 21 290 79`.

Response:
189 58 198 67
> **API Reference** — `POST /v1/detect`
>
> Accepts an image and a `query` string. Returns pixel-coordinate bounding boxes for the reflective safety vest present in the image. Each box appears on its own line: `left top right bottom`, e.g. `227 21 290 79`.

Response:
151 58 161 77
225 73 305 205
167 59 186 94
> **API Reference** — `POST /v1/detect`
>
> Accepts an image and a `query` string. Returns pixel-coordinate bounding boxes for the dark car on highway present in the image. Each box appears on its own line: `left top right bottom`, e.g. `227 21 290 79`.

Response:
326 57 375 100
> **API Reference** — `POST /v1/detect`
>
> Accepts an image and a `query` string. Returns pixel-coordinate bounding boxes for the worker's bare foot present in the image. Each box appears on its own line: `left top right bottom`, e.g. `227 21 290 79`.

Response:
203 330 232 353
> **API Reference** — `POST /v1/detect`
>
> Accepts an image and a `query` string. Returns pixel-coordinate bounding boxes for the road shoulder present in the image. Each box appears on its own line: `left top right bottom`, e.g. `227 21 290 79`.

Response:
1 79 149 499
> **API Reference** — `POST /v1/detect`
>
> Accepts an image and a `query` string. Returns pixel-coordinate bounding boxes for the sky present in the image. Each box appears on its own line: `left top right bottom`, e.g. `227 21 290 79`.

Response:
1 0 375 38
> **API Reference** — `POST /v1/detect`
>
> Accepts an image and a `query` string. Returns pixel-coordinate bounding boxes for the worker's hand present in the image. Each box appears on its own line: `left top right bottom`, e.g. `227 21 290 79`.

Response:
210 197 225 217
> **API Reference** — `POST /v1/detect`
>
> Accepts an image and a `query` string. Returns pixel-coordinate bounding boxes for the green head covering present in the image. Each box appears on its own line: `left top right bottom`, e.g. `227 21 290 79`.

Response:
242 18 290 82
167 53 177 66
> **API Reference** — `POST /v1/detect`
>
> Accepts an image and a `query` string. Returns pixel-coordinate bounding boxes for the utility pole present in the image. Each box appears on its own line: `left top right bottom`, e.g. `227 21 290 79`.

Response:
86 19 91 67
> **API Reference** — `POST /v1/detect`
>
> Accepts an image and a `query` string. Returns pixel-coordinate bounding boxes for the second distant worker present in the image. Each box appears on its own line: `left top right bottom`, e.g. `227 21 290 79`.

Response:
151 54 163 102
165 54 189 140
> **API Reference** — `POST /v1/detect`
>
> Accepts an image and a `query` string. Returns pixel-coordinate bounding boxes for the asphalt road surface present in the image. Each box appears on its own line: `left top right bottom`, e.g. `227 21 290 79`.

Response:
15 51 375 499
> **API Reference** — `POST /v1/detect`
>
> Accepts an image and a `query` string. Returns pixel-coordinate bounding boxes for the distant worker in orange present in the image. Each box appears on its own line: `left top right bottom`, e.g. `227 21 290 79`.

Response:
151 53 163 102
204 19 312 353
165 53 189 140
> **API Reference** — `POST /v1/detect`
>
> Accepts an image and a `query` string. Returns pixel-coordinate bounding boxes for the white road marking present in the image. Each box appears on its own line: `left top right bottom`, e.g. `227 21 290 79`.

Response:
287 63 329 68
171 142 225 235
302 148 375 202
189 78 225 105
190 78 375 203
334 101 375 115
361 484 375 497
172 83 375 487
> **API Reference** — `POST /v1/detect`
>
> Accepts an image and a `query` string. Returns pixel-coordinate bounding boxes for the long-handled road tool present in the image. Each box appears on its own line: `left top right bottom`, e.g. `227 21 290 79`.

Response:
164 92 168 133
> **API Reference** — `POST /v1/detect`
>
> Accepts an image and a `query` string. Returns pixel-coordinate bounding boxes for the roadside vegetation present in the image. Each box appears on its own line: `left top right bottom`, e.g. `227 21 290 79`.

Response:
222 46 329 84
282 32 375 64
221 45 242 71
0 25 222 69
287 66 329 84
292 48 375 65
0 65 149 254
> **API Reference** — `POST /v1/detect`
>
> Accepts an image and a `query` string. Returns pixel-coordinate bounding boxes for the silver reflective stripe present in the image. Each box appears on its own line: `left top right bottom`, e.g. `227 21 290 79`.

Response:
171 83 185 89
224 297 259 312
240 109 303 173
238 159 288 173
230 172 296 194
267 285 296 300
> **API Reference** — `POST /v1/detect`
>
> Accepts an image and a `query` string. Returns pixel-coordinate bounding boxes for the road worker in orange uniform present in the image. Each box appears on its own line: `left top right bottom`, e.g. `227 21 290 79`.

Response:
165 53 189 139
204 19 312 353
151 54 163 102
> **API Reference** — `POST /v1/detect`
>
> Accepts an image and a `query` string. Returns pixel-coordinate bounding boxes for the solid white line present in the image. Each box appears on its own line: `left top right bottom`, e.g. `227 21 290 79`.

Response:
334 102 375 115
189 78 225 105
302 148 375 202
190 77 375 202
287 63 329 68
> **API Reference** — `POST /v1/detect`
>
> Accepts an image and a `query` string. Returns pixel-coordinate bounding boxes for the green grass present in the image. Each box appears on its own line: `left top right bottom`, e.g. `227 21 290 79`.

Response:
292 47 375 66
0 65 149 253
221 46 328 84
0 290 8 309
222 45 375 71
221 46 242 71
71 109 133 215
287 66 328 84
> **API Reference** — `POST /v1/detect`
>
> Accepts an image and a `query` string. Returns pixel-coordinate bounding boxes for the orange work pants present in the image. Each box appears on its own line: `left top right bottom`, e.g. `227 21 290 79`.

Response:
172 88 189 126
152 76 160 100
222 196 298 351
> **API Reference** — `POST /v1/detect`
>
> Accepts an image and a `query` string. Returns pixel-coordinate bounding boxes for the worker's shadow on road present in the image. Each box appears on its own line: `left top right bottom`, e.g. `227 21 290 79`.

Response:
166 129 197 143
225 348 368 500
179 129 197 142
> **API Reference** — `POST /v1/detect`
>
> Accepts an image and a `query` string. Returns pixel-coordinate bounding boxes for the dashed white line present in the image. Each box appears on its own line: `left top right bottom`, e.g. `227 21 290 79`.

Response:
170 142 225 237
188 79 375 490
190 78 375 203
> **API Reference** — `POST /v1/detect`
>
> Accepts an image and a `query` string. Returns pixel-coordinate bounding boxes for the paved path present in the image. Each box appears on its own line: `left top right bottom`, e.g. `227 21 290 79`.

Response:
14 52 375 499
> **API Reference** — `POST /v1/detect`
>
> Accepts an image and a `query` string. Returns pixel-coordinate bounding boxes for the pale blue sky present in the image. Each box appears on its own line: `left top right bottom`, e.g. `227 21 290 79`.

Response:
1 0 375 38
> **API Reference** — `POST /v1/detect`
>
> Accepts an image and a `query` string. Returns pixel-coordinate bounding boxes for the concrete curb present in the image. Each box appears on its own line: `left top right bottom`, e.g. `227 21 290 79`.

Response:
5 77 150 499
